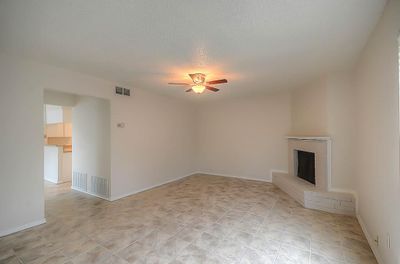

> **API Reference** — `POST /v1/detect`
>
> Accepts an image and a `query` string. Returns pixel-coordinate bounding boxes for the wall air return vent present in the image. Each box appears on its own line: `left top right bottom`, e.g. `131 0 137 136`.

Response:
90 175 109 198
72 171 87 191
115 86 131 96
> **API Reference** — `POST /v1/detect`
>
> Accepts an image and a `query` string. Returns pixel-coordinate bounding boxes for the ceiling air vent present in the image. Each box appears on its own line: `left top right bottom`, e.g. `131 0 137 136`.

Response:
115 86 131 96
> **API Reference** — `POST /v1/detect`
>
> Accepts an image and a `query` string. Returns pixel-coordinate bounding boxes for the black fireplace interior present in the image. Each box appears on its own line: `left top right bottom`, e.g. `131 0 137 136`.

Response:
297 150 315 184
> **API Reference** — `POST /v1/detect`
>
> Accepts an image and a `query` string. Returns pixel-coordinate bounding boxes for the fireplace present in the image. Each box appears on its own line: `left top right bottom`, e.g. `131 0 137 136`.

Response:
272 136 356 216
296 150 315 184
287 137 330 191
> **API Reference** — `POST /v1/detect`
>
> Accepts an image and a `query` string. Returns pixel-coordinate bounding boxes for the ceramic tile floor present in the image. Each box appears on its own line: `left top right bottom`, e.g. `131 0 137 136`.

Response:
0 174 377 264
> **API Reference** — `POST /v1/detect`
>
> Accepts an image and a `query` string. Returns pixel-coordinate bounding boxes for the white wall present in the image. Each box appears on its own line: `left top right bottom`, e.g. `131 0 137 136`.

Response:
43 146 59 183
326 75 356 191
354 0 400 263
44 90 77 107
44 146 71 184
0 53 196 235
45 105 63 124
73 96 111 196
195 92 291 181
291 79 328 136
44 105 72 125
195 81 355 190
290 75 356 191
110 89 196 200
0 56 45 236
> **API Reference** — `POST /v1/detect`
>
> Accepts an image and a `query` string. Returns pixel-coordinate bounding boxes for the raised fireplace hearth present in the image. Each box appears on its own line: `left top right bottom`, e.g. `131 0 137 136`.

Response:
272 136 355 215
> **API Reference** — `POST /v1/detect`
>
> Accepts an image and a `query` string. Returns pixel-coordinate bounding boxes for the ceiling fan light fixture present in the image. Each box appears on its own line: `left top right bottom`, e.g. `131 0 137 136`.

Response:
167 72 227 94
192 85 206 94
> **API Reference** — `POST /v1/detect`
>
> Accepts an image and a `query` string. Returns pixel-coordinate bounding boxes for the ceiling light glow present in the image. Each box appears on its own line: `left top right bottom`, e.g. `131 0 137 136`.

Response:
192 85 206 94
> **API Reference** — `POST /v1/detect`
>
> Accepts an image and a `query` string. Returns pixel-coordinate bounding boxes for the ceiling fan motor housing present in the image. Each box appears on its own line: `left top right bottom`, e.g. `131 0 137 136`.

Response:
190 73 206 84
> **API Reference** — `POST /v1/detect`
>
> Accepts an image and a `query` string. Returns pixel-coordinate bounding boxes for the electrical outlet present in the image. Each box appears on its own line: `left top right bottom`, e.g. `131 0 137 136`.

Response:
374 235 379 246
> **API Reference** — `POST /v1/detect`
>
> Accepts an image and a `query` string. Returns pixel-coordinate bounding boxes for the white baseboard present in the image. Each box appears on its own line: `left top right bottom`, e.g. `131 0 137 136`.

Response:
195 171 273 183
329 187 356 194
270 170 288 180
109 172 197 201
71 186 111 201
330 187 359 214
44 178 59 184
0 218 46 238
83 171 281 202
357 214 384 264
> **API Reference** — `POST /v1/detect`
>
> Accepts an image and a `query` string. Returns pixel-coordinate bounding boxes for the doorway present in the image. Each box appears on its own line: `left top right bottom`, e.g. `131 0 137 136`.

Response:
44 104 73 185
43 90 111 200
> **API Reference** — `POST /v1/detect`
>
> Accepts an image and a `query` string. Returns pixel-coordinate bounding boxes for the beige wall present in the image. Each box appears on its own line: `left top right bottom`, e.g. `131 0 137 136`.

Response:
110 88 196 200
44 90 77 107
195 74 356 191
326 75 356 191
290 74 356 191
0 53 196 235
196 92 291 181
0 55 45 236
73 96 111 192
291 78 328 136
354 0 400 263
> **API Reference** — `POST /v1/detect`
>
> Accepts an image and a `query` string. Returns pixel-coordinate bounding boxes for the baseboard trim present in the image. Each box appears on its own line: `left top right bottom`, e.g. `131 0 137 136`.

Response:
270 170 288 180
71 186 111 201
96 171 282 202
0 218 46 238
330 188 359 214
109 172 197 201
329 187 358 197
357 214 384 264
195 171 273 183
44 178 59 184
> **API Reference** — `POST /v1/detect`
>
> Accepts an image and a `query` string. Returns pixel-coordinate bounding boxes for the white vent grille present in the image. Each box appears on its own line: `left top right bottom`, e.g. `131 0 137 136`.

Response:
72 171 87 191
90 176 109 198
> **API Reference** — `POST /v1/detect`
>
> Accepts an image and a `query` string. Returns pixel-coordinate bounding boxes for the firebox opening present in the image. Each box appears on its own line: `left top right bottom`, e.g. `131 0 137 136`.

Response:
297 150 315 185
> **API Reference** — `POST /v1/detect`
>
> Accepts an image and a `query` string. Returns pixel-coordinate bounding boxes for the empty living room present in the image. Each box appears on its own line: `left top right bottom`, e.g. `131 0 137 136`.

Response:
1 1 400 264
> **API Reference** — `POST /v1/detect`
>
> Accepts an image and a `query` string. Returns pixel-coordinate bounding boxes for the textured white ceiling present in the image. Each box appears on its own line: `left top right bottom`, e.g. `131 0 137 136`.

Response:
0 0 386 100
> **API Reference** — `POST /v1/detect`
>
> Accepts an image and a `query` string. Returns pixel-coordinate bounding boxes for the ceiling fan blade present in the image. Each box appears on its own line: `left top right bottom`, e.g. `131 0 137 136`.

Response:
206 86 219 92
206 79 227 85
168 82 190 86
185 88 193 92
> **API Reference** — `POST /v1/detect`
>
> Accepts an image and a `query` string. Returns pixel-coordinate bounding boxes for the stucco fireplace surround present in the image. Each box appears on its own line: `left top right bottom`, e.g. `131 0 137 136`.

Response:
272 136 356 215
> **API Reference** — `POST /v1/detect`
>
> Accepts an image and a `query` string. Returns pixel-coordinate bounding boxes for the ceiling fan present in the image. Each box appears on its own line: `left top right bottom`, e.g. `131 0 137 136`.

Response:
168 73 228 94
